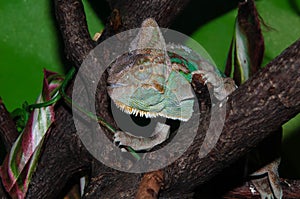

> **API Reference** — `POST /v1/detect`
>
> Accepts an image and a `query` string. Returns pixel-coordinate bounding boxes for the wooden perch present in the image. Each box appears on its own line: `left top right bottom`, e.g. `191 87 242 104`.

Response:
0 98 18 151
0 99 18 199
135 170 164 199
0 0 299 198
54 0 95 68
99 0 191 40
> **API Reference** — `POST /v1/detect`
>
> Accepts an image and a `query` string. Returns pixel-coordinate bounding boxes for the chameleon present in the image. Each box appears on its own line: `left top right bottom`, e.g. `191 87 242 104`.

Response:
107 18 236 151
107 18 282 199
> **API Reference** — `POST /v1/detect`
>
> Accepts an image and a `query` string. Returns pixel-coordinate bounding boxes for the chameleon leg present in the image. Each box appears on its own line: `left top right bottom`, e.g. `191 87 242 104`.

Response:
114 122 170 151
191 70 236 101
251 158 282 199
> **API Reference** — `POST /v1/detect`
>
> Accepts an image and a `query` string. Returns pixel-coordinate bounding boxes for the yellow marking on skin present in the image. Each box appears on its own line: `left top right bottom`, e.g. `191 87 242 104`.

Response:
140 82 164 93
141 84 153 89
152 81 164 93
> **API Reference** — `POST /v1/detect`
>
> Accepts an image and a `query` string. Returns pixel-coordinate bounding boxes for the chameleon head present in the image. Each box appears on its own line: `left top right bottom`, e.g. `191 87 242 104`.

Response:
107 48 195 121
107 18 195 121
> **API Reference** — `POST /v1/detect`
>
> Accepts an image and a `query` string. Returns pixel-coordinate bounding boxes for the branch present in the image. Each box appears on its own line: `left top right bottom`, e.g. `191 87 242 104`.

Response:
135 171 164 199
54 0 95 68
0 99 16 199
0 98 18 151
99 0 190 41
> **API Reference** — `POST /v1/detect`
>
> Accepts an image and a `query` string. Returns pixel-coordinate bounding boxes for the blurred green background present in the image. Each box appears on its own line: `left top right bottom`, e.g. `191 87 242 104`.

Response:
0 0 299 177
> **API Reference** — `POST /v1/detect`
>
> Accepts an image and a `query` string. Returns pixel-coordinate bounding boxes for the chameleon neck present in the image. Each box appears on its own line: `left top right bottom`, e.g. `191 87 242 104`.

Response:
168 51 226 82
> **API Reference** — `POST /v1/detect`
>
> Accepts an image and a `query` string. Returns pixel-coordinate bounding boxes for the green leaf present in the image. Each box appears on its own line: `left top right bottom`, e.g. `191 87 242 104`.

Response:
192 0 300 71
225 0 264 86
0 0 103 111
0 70 63 198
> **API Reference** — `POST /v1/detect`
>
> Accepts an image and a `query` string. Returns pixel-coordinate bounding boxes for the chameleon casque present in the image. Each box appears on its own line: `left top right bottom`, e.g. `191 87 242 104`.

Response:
107 18 282 199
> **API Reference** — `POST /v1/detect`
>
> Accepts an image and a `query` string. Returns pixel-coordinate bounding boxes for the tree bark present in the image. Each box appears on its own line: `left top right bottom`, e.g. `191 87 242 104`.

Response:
0 98 19 151
54 0 96 68
98 0 191 41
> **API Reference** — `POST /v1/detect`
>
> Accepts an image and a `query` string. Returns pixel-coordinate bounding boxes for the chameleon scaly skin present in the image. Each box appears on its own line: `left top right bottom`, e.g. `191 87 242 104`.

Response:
108 48 195 121
114 122 170 151
107 18 236 150
251 158 282 199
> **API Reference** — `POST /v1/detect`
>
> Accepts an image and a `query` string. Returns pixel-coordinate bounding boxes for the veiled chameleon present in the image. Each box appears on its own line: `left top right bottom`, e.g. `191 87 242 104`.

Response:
107 18 282 199
107 18 236 151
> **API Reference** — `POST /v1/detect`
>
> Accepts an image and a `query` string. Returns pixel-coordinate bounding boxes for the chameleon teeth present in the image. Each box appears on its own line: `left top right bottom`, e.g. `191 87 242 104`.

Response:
115 101 158 118
114 100 189 121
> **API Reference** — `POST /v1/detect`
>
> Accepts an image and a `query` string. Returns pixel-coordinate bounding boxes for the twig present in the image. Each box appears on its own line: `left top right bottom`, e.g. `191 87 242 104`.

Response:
135 170 164 199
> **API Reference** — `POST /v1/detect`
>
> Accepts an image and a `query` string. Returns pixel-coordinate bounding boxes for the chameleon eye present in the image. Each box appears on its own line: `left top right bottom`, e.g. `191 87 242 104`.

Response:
133 64 152 81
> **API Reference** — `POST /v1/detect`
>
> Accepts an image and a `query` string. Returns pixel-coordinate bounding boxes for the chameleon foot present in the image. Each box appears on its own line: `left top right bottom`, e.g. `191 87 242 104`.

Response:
251 158 282 199
114 122 170 151
191 70 236 101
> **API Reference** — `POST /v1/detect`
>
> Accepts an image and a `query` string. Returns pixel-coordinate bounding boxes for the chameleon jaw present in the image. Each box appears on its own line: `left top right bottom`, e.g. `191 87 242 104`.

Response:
114 101 161 118
113 101 189 122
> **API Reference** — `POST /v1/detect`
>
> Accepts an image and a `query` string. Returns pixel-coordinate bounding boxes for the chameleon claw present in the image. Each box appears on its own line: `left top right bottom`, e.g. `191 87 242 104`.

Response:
204 79 208 85
113 123 170 151
192 70 237 101
192 70 219 86
251 158 283 199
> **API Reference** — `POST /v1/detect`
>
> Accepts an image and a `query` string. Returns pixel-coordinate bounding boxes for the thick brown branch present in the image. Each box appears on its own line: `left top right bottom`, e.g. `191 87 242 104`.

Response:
54 0 95 68
0 99 18 199
135 170 164 199
99 0 191 41
0 98 18 151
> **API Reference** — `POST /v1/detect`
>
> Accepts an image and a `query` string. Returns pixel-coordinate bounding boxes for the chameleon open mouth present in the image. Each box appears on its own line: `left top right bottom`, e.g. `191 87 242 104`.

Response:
114 100 160 118
113 100 191 122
